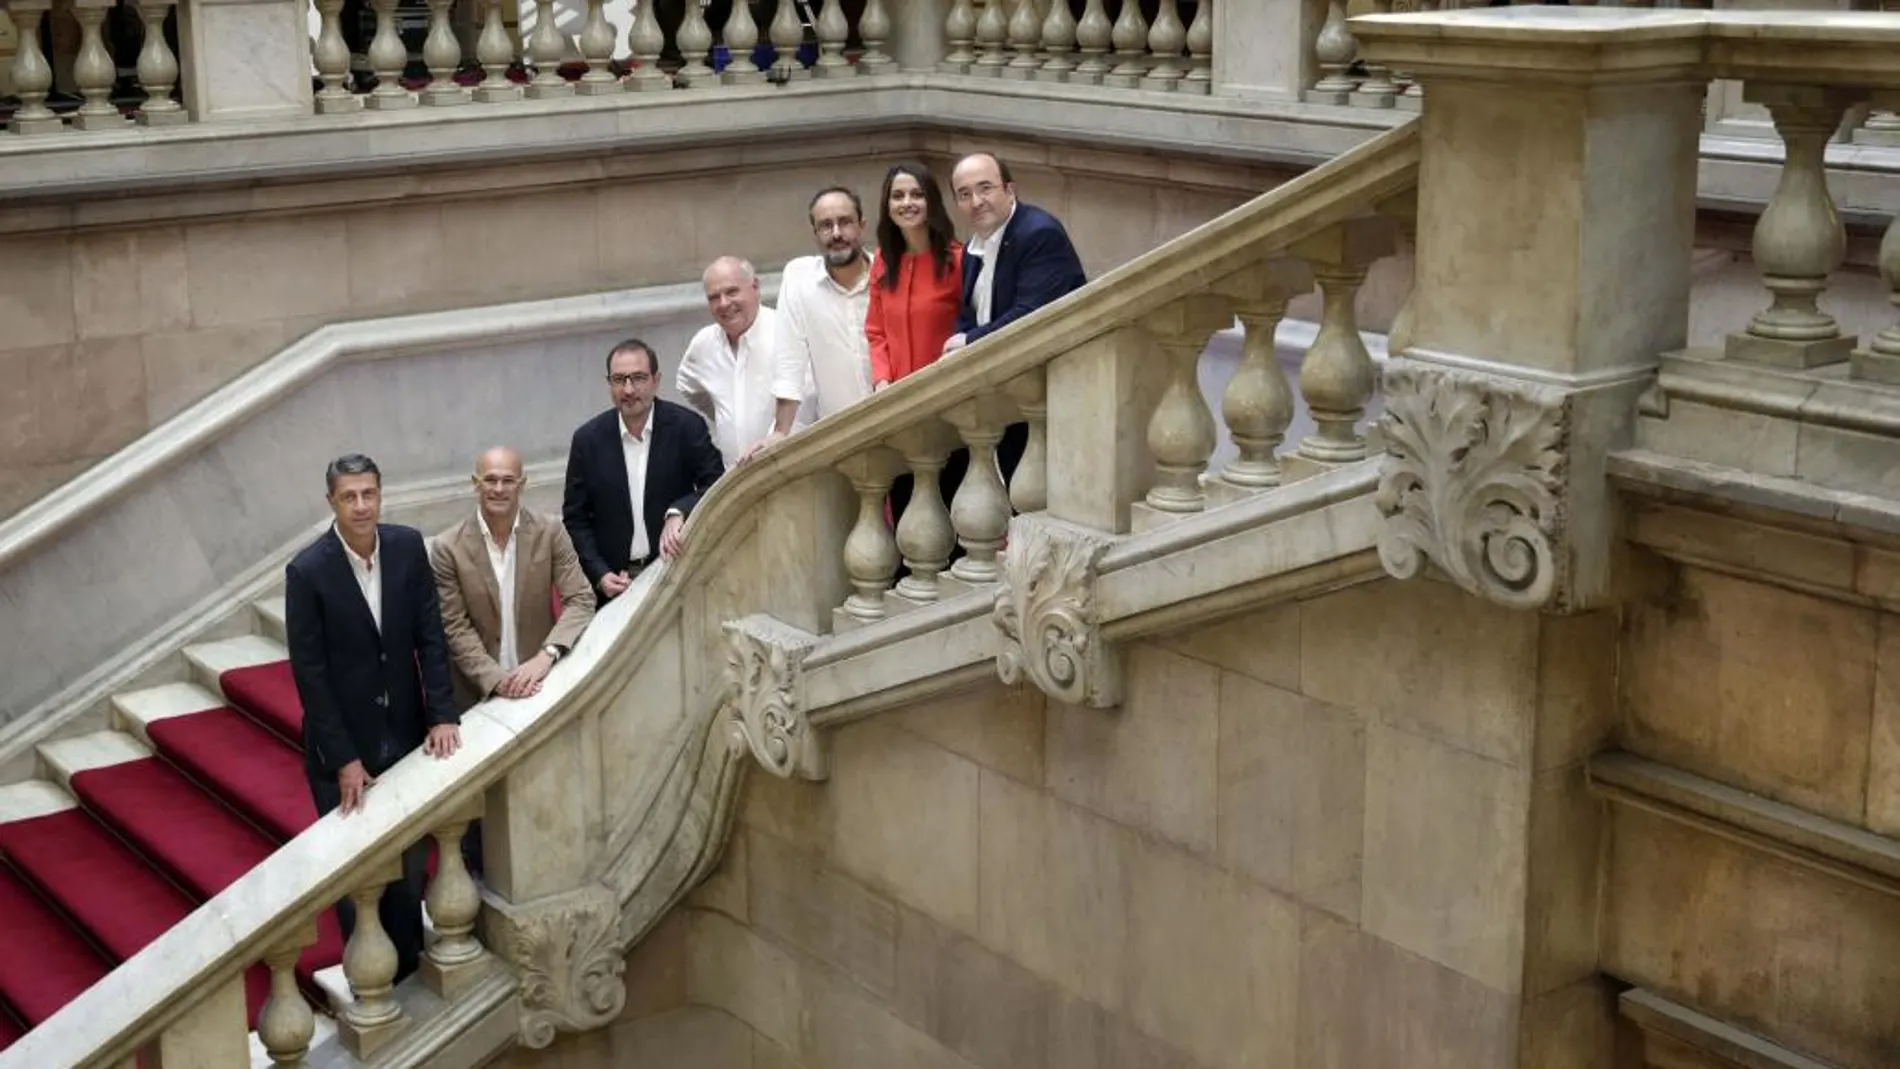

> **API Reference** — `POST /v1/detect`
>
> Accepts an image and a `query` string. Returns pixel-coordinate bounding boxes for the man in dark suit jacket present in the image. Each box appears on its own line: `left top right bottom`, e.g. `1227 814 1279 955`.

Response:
943 151 1089 485
285 452 460 982
564 337 726 601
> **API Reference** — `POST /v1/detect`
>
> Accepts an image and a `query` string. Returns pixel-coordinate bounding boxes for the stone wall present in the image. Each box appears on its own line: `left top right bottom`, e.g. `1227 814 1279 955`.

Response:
500 576 1619 1069
0 131 1291 520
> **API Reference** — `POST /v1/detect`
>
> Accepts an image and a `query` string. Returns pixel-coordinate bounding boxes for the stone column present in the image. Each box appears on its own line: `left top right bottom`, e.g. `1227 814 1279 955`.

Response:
1353 10 1706 1066
890 0 946 70
176 0 314 121
1212 0 1323 100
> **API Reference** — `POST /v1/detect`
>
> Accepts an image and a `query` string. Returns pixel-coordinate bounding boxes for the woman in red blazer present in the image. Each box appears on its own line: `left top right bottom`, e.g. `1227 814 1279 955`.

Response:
866 162 964 389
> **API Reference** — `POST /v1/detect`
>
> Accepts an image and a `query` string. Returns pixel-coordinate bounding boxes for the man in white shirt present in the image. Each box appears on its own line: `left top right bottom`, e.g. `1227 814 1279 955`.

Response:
749 186 874 459
677 257 812 469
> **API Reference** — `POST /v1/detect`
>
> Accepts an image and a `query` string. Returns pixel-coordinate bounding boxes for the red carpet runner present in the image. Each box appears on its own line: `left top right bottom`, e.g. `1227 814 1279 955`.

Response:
0 659 344 1049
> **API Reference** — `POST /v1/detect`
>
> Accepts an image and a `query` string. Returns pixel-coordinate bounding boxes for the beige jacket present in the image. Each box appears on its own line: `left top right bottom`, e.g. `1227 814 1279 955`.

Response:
430 508 596 708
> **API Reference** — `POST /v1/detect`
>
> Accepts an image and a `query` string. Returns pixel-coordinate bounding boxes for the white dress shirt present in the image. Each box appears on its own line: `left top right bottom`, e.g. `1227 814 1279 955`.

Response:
621 407 655 564
966 200 1018 328
480 509 520 671
335 524 382 633
678 307 806 468
772 254 874 421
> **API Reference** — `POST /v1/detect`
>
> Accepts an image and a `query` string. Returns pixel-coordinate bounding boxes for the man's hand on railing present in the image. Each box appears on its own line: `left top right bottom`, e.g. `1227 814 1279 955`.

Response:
424 723 461 759
338 760 373 815
740 430 787 464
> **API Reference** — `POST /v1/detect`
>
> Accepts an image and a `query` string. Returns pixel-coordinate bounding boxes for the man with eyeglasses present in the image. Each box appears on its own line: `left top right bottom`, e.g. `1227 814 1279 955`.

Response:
748 186 875 459
563 338 725 600
431 445 595 707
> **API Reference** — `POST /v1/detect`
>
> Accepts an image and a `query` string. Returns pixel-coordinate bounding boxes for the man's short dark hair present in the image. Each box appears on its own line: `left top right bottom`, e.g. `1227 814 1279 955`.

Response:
960 152 1014 186
607 338 659 376
325 453 381 494
808 185 864 223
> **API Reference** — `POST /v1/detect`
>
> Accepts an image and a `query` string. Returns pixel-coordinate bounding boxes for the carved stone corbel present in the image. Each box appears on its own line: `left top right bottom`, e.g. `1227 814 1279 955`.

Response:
482 883 628 1050
1375 358 1573 611
992 513 1122 708
721 615 826 780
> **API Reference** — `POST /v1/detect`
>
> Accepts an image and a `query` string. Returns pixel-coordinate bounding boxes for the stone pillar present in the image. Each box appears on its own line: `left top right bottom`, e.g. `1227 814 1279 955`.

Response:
177 0 315 121
0 11 17 97
1044 327 1168 534
890 0 946 71
1212 0 1322 100
1353 11 1706 1066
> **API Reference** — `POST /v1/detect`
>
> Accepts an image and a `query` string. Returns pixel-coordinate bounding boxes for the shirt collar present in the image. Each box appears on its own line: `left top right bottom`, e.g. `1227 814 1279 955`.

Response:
478 507 521 550
818 255 872 296
620 406 656 443
334 523 379 569
970 201 1019 257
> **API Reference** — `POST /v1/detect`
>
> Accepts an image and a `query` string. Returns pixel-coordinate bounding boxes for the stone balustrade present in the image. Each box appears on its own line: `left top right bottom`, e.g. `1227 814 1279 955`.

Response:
0 0 186 132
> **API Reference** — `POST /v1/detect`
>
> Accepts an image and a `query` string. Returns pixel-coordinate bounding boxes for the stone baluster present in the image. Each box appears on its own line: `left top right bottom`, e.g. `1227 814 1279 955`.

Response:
1103 0 1148 89
676 0 718 87
1306 0 1355 105
940 0 977 73
312 0 356 113
835 448 905 625
420 807 489 997
1850 212 1900 384
627 0 671 91
1220 299 1295 491
576 0 618 92
812 0 851 77
1036 0 1075 82
858 0 894 75
1292 221 1393 465
421 0 469 105
1002 0 1039 79
721 0 764 84
1859 83 1900 147
473 0 522 101
1070 0 1110 86
1378 190 1418 358
1141 0 1185 91
1725 85 1857 367
1138 296 1235 517
6 0 61 134
769 0 809 81
1003 370 1049 513
338 864 410 1057
888 422 961 605
973 0 1009 76
67 0 123 129
1352 0 1395 109
1181 0 1210 95
525 0 570 98
944 394 1019 585
366 0 416 107
256 922 319 1067
133 0 185 125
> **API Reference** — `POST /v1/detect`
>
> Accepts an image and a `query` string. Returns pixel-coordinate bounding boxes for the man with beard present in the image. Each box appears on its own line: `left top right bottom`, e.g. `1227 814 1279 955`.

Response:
751 187 874 457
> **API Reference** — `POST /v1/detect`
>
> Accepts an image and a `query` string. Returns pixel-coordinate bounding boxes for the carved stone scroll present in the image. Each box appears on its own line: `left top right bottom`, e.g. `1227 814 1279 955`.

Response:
1376 359 1571 611
487 884 627 1050
992 514 1122 708
721 615 826 781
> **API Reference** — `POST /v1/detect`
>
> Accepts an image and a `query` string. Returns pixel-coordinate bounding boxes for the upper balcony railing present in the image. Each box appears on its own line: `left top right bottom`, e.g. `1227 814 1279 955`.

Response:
2 0 1889 152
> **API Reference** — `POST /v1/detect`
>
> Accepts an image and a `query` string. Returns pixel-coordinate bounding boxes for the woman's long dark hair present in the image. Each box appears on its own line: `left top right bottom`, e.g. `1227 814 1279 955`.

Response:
875 162 957 291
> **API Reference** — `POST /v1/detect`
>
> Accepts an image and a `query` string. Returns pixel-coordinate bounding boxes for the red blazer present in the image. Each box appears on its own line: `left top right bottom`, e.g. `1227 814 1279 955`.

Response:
866 243 965 386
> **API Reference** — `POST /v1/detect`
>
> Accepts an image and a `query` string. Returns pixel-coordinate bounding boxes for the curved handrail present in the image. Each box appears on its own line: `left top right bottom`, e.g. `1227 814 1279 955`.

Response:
2 118 1420 1069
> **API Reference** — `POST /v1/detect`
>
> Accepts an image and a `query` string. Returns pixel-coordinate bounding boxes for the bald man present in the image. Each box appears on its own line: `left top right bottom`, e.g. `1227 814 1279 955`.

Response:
678 256 812 468
431 446 596 708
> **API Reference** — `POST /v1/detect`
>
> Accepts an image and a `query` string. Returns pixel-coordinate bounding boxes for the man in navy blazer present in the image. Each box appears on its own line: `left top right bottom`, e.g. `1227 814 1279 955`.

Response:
943 151 1088 484
285 452 460 981
563 337 726 601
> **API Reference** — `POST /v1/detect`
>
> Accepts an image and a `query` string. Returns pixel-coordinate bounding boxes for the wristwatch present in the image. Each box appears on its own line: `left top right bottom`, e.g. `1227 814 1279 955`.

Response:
543 644 565 664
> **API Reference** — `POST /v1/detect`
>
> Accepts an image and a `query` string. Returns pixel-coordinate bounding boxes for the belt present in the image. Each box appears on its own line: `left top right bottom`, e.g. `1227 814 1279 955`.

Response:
627 557 650 576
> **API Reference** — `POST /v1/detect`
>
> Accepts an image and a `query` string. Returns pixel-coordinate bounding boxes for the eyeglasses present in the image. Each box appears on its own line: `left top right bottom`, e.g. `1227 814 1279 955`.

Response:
607 372 654 388
812 218 857 235
477 475 521 489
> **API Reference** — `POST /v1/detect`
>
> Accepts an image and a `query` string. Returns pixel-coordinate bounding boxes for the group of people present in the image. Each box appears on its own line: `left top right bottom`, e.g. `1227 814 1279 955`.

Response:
279 151 1086 981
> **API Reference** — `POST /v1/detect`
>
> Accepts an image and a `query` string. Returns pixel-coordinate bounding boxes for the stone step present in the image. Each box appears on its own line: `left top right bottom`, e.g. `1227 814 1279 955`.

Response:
36 730 151 791
253 596 288 646
184 634 290 702
0 779 79 824
110 682 227 747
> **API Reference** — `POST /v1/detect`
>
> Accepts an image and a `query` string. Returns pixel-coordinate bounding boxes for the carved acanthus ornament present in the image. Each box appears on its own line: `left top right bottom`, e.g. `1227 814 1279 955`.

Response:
1375 360 1570 610
992 514 1122 708
503 885 628 1049
721 616 826 780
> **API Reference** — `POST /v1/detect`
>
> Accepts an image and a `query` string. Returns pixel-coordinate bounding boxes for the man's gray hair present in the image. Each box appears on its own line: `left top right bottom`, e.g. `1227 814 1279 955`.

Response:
325 453 381 493
704 255 757 284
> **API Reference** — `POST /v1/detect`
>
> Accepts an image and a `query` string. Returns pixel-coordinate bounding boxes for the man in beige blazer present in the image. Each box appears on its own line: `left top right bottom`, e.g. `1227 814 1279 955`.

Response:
432 446 597 710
